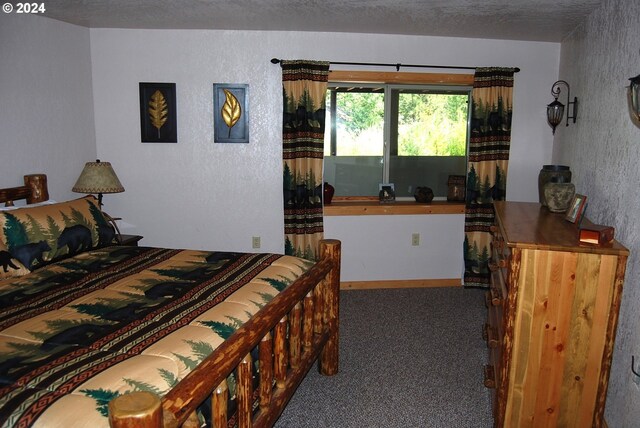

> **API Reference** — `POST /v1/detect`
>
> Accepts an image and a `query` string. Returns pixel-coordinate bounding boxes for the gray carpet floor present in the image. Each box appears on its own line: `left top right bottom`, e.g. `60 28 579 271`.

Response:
274 287 494 428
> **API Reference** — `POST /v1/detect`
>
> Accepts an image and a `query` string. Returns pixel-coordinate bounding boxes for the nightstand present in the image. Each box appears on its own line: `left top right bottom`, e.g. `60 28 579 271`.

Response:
118 234 143 246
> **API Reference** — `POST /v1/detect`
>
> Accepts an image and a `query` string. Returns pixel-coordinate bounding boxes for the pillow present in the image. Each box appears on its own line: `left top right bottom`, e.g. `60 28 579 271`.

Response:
0 196 117 271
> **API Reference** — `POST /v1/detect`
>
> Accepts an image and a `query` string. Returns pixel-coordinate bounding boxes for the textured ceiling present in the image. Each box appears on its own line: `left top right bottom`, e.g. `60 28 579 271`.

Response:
41 0 603 42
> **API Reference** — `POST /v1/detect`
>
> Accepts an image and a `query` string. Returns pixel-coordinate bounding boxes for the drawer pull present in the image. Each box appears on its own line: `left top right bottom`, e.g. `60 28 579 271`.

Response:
483 323 499 348
484 365 496 389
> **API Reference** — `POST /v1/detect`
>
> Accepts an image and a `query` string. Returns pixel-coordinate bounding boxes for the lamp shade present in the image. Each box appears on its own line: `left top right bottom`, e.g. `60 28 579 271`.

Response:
547 99 565 134
72 160 124 194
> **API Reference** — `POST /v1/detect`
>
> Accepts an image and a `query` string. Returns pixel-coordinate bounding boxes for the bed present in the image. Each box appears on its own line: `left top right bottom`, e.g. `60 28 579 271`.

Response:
0 174 341 428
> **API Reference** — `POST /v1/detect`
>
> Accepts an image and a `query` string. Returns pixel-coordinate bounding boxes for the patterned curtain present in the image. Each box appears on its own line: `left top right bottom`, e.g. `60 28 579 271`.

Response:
282 60 330 260
464 67 516 288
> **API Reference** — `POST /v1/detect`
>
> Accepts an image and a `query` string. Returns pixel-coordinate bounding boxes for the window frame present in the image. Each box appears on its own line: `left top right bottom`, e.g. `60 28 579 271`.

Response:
325 70 475 200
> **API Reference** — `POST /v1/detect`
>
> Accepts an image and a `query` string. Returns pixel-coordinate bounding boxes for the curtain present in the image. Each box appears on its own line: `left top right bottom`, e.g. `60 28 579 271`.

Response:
282 60 330 260
464 67 516 288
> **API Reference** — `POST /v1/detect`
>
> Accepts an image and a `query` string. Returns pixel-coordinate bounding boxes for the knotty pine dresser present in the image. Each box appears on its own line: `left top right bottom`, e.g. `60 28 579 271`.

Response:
484 201 628 428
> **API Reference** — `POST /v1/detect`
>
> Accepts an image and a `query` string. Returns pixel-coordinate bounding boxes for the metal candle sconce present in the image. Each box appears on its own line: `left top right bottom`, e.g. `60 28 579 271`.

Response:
547 80 578 135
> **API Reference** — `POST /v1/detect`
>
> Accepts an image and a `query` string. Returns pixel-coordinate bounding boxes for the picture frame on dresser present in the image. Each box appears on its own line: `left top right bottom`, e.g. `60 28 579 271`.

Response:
565 193 587 223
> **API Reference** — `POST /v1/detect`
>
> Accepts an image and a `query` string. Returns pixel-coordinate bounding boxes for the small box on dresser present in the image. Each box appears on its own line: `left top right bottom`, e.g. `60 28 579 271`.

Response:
485 201 628 428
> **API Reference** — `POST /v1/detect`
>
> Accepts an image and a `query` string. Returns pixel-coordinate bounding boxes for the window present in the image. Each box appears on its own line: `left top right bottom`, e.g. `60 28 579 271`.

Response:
324 81 471 199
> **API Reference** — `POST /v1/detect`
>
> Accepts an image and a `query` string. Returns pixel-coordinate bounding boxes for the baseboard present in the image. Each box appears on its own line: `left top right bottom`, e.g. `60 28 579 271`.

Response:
340 278 462 290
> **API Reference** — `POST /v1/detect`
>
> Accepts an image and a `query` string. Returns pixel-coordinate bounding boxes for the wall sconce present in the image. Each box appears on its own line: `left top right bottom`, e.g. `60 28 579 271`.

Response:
547 80 578 135
629 74 640 123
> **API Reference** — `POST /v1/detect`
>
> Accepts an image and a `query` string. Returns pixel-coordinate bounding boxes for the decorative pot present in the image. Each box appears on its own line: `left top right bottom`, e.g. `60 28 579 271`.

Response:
323 182 335 204
447 175 466 202
543 182 575 213
538 165 571 206
414 186 434 203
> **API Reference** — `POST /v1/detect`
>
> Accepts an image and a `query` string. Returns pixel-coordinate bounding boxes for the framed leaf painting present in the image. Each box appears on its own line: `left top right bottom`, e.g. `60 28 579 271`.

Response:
139 82 177 143
213 84 249 143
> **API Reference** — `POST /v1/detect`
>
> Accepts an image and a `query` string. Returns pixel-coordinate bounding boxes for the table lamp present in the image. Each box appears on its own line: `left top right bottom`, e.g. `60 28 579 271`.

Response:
72 159 124 207
72 159 125 242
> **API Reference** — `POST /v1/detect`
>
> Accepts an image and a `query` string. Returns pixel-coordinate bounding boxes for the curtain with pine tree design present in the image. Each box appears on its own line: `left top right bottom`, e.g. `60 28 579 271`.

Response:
282 60 330 260
464 67 516 287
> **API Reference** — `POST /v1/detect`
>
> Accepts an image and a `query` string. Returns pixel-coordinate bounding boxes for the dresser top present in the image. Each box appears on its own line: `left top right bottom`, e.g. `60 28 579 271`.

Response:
494 201 629 256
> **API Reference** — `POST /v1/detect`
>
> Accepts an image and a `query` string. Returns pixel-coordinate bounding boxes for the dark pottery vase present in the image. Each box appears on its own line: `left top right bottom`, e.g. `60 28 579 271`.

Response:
323 182 335 204
538 165 571 206
414 186 434 203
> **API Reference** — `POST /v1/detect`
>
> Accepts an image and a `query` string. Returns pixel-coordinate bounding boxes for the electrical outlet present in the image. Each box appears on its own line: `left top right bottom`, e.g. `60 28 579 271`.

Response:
411 233 420 246
252 236 261 249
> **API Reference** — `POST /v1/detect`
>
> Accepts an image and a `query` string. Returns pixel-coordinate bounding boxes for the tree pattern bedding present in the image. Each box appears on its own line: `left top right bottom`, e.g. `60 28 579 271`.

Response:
0 245 313 427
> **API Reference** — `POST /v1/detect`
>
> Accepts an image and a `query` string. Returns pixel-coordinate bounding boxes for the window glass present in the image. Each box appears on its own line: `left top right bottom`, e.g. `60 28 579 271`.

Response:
324 86 384 196
324 83 470 198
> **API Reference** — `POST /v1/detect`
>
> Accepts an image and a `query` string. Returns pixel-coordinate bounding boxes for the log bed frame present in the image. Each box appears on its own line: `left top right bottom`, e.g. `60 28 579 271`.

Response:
1 174 341 428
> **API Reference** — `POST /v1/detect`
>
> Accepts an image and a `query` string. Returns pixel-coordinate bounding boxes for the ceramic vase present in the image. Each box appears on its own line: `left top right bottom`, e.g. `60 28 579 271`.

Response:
543 182 575 213
538 165 571 206
323 182 335 204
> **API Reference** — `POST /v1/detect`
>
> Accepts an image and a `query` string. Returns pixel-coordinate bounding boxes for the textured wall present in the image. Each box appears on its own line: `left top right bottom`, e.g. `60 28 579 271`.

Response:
1 15 561 280
0 14 96 200
89 29 560 280
554 0 640 424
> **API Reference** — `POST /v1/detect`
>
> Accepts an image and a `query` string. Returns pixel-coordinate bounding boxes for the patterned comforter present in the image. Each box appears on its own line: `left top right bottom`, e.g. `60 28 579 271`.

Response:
0 245 312 427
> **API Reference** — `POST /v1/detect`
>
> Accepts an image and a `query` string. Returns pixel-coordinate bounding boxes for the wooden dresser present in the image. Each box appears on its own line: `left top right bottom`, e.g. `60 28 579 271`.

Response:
484 201 628 428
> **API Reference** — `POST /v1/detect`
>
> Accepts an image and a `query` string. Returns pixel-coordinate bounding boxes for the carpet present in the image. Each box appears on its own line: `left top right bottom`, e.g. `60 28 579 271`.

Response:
275 287 494 427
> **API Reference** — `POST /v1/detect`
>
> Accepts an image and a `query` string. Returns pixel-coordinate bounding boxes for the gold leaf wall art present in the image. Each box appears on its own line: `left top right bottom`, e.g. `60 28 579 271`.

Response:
148 90 168 139
214 84 249 143
139 83 177 143
221 89 242 138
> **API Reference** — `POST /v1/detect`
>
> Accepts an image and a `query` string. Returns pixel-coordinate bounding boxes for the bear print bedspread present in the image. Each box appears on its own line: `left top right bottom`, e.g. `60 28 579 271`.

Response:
0 245 312 427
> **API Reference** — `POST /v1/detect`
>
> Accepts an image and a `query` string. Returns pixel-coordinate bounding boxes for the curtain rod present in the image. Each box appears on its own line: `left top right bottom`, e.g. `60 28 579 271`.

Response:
270 58 520 73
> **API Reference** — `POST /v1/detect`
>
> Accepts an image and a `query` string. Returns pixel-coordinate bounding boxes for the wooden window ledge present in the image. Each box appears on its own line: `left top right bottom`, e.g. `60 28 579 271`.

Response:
323 200 465 216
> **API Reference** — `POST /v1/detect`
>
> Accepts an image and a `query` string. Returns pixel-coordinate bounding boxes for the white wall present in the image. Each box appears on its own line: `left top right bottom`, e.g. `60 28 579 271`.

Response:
325 214 465 281
0 14 96 199
89 29 560 280
553 0 640 425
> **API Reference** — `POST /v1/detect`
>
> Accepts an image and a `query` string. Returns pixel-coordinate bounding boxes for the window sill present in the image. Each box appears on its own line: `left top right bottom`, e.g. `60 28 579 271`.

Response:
323 200 465 216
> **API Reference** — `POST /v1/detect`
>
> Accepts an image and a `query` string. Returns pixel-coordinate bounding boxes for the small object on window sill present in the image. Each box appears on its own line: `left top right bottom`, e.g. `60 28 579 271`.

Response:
447 175 466 202
379 185 395 203
579 224 614 246
323 182 335 205
414 186 434 203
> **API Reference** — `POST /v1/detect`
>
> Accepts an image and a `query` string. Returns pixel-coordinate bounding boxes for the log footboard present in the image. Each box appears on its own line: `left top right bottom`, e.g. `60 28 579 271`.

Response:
109 239 341 428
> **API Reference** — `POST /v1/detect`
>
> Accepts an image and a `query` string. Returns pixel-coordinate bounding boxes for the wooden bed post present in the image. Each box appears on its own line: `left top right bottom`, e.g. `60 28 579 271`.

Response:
319 239 341 376
108 391 162 428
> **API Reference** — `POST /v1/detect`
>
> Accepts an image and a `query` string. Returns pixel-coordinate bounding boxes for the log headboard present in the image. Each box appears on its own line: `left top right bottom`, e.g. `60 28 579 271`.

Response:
0 174 49 207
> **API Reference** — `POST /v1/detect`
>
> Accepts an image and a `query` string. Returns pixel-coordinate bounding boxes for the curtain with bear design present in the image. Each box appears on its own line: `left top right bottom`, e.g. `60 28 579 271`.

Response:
464 67 516 287
282 60 330 260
